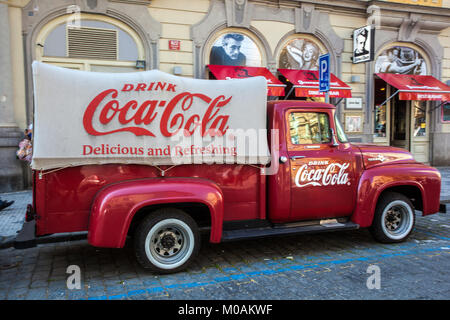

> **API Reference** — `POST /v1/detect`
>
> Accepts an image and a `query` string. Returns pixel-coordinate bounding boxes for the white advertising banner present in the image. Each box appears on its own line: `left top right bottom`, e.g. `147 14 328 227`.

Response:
31 62 270 170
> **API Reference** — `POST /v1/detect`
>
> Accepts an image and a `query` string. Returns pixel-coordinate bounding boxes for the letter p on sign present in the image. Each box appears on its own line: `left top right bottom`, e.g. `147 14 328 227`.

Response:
319 54 330 92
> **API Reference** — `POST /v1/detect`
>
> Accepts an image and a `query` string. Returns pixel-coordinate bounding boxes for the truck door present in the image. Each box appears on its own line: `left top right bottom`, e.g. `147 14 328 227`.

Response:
285 110 357 221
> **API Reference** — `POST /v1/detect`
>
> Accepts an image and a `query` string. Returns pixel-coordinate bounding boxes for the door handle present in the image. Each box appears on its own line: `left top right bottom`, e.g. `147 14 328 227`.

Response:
290 156 306 160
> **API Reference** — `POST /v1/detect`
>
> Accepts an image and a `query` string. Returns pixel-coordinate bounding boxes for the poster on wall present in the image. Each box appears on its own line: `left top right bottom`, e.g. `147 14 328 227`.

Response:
375 46 427 75
345 115 362 133
209 33 262 67
352 26 375 64
278 38 322 70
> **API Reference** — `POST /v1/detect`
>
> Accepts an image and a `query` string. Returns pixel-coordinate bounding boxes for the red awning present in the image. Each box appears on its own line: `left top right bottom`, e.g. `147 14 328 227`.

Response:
208 65 285 96
376 73 450 101
377 73 450 101
278 69 352 98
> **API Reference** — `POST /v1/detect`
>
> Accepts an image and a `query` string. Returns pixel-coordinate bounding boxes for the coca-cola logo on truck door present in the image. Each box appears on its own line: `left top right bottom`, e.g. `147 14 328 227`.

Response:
294 161 350 188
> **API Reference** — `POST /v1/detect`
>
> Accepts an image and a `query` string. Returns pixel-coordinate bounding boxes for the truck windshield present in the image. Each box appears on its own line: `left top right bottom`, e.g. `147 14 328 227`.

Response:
335 114 349 143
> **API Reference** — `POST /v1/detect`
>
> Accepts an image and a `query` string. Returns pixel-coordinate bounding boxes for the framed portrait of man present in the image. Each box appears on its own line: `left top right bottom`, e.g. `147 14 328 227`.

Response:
352 26 375 64
209 33 262 67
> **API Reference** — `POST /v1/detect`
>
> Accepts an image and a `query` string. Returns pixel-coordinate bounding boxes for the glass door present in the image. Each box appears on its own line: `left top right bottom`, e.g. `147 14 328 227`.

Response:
410 101 430 163
390 93 410 151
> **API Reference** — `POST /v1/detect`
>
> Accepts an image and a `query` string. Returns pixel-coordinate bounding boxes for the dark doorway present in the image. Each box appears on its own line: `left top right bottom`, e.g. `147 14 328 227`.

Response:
390 92 410 150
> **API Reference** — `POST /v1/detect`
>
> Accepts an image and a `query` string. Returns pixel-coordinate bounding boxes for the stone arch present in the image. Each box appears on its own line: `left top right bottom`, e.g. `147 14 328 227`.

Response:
21 0 161 124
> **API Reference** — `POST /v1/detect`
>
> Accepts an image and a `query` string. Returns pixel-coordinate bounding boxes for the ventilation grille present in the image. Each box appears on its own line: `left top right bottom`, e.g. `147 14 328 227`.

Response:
67 27 118 60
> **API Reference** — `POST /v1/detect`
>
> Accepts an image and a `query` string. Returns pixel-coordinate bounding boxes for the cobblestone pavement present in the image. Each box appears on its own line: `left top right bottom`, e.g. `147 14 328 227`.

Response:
0 168 449 300
440 167 450 202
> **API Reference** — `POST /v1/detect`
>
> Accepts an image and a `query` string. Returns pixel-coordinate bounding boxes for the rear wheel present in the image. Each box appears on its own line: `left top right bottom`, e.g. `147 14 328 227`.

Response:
370 192 415 243
134 208 200 273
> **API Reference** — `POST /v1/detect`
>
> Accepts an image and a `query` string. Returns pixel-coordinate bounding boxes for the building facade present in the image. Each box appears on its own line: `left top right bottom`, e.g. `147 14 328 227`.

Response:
1 0 450 192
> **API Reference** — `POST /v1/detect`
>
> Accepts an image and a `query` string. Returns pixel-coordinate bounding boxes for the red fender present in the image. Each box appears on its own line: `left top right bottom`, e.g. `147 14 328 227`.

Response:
87 177 224 248
351 163 441 228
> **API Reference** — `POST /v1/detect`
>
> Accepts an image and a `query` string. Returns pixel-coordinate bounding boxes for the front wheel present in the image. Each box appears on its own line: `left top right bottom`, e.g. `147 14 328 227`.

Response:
370 192 415 243
134 208 200 273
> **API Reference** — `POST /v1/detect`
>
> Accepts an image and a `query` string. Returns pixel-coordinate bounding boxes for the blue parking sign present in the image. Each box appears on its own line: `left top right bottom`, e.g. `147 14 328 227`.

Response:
319 54 330 92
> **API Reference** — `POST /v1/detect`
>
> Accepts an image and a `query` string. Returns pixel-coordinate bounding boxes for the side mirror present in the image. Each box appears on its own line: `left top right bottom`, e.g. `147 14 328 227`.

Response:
330 128 339 147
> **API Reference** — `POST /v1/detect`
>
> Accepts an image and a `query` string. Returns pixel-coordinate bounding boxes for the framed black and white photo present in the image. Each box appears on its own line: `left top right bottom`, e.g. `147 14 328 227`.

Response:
278 38 323 70
352 26 374 64
209 33 262 67
374 46 427 75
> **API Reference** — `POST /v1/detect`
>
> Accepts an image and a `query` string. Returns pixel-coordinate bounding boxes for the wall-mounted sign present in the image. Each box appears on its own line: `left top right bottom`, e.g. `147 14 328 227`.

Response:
352 26 375 64
168 40 181 51
346 97 363 110
345 115 363 133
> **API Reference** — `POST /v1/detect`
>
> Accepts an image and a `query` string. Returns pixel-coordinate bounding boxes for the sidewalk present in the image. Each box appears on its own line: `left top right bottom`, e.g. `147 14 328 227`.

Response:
1 167 449 249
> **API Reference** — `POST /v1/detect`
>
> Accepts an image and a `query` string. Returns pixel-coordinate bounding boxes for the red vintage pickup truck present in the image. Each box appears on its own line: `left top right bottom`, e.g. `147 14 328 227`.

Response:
15 62 444 273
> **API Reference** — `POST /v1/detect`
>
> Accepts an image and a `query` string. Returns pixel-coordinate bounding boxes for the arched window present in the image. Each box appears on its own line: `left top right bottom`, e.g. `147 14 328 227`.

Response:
36 14 145 72
207 30 264 67
277 36 327 70
375 45 428 75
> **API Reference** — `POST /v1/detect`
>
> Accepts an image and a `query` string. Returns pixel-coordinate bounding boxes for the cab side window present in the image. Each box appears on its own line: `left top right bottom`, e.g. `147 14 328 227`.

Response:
289 112 331 145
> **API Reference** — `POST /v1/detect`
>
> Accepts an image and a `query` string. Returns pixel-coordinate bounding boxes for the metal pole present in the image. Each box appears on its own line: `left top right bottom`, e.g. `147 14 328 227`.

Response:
325 91 330 104
284 87 295 100
377 90 399 109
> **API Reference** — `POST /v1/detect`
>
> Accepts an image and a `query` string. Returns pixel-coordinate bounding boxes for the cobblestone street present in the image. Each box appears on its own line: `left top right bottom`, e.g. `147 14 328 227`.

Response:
0 169 449 300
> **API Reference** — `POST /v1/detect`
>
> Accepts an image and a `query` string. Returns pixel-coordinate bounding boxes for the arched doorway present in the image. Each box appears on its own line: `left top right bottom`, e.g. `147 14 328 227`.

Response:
373 43 432 163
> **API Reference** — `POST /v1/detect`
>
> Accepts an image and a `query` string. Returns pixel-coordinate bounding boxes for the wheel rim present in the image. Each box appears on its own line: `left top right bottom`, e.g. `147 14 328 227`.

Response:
144 219 194 270
381 200 414 240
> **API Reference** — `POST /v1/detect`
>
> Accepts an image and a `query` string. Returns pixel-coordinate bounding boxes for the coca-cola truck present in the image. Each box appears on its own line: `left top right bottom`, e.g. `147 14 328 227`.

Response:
15 62 445 273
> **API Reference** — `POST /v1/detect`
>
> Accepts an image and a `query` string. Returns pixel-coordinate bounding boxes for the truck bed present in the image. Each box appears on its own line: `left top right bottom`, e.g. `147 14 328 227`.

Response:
34 164 265 236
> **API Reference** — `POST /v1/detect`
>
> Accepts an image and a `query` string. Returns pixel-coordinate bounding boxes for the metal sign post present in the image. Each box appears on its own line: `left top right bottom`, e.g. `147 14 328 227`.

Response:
319 54 330 104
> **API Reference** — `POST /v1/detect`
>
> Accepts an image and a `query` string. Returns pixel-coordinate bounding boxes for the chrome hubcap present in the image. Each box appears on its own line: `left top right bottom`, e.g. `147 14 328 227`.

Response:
152 228 183 258
384 207 403 231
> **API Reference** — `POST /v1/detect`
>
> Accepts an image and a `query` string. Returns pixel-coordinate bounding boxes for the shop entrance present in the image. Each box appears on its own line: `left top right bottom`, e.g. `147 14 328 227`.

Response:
374 80 430 163
389 94 429 163
390 93 410 150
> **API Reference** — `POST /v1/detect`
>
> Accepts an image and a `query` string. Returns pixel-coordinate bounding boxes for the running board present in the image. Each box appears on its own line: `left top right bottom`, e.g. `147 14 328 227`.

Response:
221 221 359 242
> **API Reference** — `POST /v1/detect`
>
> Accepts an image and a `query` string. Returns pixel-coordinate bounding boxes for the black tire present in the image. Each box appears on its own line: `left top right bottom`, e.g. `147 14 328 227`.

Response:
134 208 200 274
370 192 415 243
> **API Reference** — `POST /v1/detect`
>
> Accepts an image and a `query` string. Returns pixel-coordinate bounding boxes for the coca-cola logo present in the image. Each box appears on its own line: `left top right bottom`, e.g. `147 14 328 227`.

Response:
295 162 350 188
82 82 232 137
